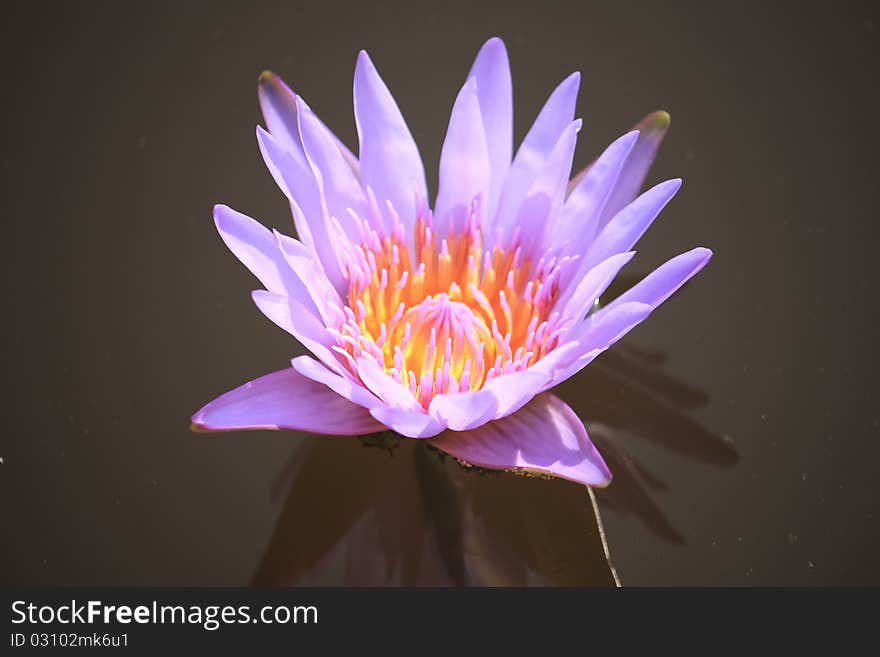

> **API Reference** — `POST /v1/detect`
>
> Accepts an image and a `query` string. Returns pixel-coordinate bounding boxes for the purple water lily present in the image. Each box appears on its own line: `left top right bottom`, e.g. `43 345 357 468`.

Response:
192 37 711 487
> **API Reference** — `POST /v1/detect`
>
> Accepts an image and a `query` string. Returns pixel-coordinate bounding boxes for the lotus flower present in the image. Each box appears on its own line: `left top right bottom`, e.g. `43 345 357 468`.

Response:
192 37 712 487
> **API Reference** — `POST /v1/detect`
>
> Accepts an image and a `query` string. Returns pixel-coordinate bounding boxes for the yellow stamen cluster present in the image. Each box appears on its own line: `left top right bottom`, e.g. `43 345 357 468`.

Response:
333 211 568 408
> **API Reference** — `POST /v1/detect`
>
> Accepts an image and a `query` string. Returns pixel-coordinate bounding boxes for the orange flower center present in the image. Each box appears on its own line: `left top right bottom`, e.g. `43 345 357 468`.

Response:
334 211 569 408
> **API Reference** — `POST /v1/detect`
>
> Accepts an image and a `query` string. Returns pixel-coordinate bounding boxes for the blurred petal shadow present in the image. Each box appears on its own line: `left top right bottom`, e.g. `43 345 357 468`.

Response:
589 425 685 544
557 350 737 467
553 272 738 544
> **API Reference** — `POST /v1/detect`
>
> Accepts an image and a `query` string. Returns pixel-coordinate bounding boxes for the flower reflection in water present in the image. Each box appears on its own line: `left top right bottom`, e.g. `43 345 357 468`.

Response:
255 436 617 586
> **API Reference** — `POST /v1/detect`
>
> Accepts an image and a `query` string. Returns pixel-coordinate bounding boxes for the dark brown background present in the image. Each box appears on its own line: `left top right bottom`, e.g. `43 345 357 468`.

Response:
2 0 877 585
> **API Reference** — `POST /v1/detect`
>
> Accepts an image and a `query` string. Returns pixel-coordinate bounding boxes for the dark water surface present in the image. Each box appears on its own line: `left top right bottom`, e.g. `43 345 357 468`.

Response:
2 1 878 585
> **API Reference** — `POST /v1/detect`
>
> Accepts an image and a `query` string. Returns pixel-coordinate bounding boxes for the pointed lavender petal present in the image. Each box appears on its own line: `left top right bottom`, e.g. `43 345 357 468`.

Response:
434 76 490 237
251 290 346 377
296 96 367 243
567 110 669 197
555 130 639 258
353 51 428 234
514 118 581 250
257 71 305 160
515 72 581 169
557 251 637 322
550 302 654 385
369 404 447 438
598 247 713 316
291 355 380 408
273 230 344 327
493 72 580 236
192 368 384 435
254 121 323 229
478 342 582 420
467 37 513 220
430 393 611 487
428 389 498 431
569 301 653 353
597 110 671 231
355 358 448 437
355 357 421 410
256 126 346 292
213 205 319 311
258 71 358 177
579 178 682 274
550 247 710 394
482 370 550 418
